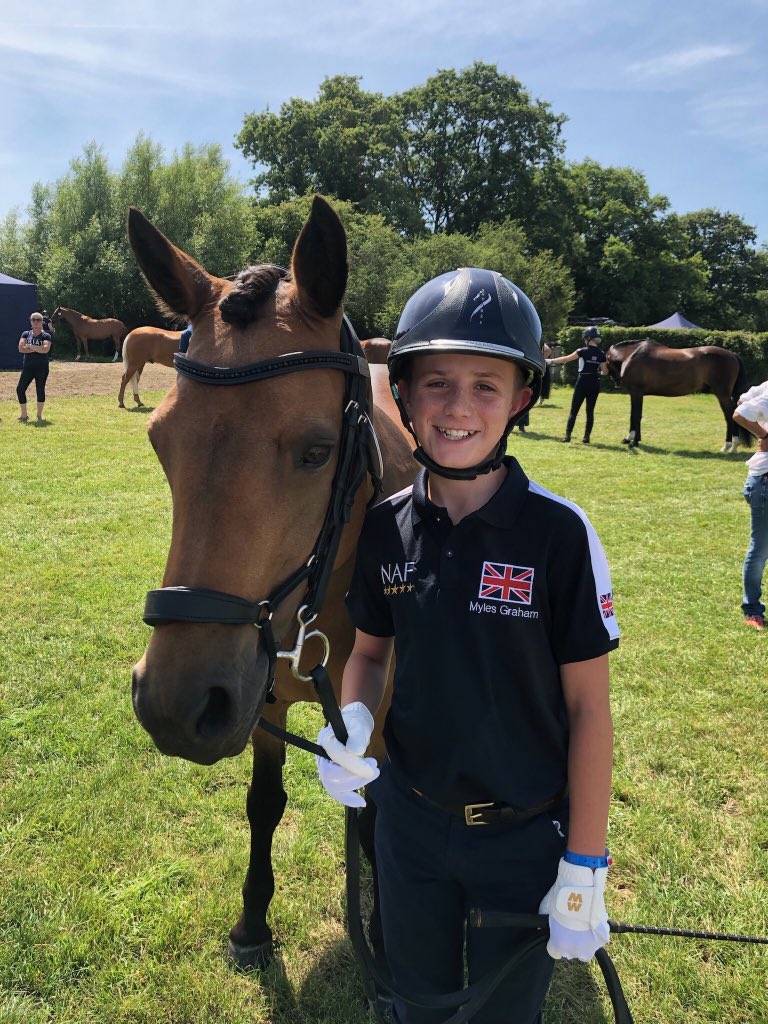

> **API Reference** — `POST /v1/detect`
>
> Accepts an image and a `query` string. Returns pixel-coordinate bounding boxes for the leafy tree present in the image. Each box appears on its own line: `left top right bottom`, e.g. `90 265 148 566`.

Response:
396 63 565 235
672 209 764 329
236 64 565 238
0 209 34 283
237 75 419 233
2 136 257 346
565 159 707 324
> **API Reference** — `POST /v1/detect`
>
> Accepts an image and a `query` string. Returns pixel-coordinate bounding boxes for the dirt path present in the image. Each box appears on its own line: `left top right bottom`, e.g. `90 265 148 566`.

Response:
0 360 177 402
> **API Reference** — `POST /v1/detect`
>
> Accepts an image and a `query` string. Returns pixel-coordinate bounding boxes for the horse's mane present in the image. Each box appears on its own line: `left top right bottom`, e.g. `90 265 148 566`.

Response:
218 265 286 328
610 337 658 349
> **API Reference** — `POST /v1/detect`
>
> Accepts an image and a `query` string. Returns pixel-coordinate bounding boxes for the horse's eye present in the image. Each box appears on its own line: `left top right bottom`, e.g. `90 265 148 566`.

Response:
301 444 333 468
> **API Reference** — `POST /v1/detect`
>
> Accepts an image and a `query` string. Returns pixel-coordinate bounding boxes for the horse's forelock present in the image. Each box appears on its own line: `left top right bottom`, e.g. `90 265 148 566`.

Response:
218 265 287 329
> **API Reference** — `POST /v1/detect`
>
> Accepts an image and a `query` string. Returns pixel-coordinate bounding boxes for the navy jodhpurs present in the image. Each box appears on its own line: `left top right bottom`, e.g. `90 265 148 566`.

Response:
565 377 600 441
369 765 568 1024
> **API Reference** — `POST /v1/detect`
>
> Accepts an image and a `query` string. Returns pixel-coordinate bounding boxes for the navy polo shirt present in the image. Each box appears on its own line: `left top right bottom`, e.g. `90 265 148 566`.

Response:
346 457 619 809
576 346 606 379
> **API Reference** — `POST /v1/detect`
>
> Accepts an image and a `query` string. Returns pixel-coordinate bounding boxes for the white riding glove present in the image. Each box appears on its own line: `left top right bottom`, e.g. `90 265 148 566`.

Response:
315 702 379 808
539 857 610 962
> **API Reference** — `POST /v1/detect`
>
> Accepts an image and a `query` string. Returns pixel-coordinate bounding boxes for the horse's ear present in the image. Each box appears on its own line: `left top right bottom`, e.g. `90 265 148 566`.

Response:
291 195 348 319
127 207 213 319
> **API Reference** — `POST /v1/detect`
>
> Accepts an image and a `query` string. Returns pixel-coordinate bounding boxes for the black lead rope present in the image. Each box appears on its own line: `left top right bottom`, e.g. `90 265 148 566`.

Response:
258 665 349 756
344 808 634 1024
261 683 765 1022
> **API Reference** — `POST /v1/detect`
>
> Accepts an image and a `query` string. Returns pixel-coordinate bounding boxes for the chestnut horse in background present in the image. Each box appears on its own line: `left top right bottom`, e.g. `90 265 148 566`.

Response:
128 197 415 975
52 305 128 361
605 338 753 452
361 337 391 364
118 327 181 408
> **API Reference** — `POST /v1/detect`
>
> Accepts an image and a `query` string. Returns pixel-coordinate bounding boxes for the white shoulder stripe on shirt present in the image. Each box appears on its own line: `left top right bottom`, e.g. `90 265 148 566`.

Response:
528 479 620 643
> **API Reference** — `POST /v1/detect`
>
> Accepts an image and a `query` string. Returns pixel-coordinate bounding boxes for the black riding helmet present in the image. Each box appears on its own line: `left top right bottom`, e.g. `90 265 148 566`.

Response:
388 268 545 480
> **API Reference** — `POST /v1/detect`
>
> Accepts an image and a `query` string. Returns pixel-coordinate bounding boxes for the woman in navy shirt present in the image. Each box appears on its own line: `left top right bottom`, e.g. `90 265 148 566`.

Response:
17 312 52 423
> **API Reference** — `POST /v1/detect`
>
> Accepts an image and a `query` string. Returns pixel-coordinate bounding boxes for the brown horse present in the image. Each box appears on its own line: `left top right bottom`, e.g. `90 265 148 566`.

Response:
118 327 181 408
52 305 128 361
128 197 415 972
361 337 391 364
605 338 752 451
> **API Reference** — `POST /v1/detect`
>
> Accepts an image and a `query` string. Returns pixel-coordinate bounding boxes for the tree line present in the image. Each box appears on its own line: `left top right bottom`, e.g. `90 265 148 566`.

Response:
1 63 766 345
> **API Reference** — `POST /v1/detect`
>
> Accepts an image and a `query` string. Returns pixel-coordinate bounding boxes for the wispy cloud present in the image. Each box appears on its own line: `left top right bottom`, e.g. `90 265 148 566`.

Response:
690 88 768 150
628 44 745 79
0 25 241 98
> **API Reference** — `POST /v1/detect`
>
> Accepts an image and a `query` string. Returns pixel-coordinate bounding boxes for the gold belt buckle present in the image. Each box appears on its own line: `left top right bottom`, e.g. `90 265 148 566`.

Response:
464 802 494 826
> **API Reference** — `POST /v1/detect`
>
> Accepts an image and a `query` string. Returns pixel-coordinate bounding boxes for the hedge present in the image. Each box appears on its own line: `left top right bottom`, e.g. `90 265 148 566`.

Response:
554 326 768 387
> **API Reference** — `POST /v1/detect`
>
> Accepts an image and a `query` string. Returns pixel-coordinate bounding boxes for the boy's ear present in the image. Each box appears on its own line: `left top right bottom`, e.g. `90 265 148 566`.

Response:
510 385 533 419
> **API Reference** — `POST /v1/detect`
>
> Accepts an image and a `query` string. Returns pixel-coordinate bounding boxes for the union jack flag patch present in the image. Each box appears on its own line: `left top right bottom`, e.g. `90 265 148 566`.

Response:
479 562 534 604
600 593 614 619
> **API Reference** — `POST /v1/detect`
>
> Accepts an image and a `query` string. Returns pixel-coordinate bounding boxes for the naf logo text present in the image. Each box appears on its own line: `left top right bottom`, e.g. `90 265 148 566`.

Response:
381 561 416 597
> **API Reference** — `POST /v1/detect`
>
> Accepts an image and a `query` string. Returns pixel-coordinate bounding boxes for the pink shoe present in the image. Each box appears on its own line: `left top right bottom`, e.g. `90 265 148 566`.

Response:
744 615 764 630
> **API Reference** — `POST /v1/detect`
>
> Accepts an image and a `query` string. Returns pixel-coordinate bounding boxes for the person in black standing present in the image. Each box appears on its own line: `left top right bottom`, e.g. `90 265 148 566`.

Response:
548 326 607 443
41 309 55 337
17 312 52 423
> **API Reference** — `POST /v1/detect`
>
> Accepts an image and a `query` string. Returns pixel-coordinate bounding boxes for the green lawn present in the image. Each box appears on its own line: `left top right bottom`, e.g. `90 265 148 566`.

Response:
1 386 766 1024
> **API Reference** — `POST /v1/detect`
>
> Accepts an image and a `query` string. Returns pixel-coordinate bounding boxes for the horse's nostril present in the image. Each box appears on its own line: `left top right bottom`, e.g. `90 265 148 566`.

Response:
196 686 232 740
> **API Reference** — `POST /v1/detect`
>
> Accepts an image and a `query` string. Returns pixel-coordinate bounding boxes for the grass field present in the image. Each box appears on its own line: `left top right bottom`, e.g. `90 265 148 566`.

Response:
1 385 766 1024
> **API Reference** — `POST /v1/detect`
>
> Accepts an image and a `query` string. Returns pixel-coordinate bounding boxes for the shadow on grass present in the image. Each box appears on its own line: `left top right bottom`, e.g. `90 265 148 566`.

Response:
545 957 615 1023
627 443 745 460
124 405 155 414
244 938 614 1024
513 431 745 462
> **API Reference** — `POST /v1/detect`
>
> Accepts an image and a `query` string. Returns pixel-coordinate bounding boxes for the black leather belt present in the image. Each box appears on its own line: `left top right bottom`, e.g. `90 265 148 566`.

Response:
413 786 567 826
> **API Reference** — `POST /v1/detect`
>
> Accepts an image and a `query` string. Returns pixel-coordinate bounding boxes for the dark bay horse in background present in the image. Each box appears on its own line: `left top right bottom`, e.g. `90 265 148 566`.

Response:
52 306 128 361
605 338 752 451
118 327 181 408
128 197 415 972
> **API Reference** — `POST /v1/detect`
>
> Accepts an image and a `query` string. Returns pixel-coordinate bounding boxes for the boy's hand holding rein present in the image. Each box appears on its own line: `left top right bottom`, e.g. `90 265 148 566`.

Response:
539 852 611 961
316 702 379 807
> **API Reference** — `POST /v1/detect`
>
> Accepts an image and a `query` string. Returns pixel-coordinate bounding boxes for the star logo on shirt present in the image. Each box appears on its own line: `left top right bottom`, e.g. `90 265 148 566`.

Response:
384 583 415 597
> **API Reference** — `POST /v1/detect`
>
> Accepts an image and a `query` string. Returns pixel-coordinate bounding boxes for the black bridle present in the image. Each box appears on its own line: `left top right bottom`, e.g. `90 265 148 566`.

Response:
142 313 383 693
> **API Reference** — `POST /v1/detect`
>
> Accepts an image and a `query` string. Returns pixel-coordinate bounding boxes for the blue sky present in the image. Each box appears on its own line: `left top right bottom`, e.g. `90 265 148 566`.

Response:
2 0 767 244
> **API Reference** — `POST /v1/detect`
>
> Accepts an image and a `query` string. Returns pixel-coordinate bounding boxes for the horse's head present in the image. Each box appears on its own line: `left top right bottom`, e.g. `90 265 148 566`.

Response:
129 196 366 764
604 342 628 384
52 307 61 321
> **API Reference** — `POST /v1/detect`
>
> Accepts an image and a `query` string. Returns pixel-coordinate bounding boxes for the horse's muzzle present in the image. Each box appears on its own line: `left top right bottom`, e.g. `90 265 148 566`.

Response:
131 631 271 764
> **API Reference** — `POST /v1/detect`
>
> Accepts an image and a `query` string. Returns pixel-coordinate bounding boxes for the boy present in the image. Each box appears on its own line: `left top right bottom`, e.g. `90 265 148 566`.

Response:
317 269 619 1024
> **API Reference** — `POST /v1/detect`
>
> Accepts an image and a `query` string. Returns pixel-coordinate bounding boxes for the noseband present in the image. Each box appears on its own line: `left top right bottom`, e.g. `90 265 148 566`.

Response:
142 311 383 688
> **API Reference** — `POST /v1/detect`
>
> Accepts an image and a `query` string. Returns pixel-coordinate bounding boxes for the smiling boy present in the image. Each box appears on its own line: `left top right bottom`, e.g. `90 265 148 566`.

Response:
317 268 620 1024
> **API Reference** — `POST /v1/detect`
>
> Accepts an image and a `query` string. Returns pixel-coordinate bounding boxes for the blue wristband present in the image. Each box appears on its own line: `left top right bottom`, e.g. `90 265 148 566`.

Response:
564 848 610 870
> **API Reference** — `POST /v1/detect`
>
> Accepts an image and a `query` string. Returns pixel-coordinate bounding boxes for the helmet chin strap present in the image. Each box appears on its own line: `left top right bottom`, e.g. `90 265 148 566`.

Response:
412 434 509 480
